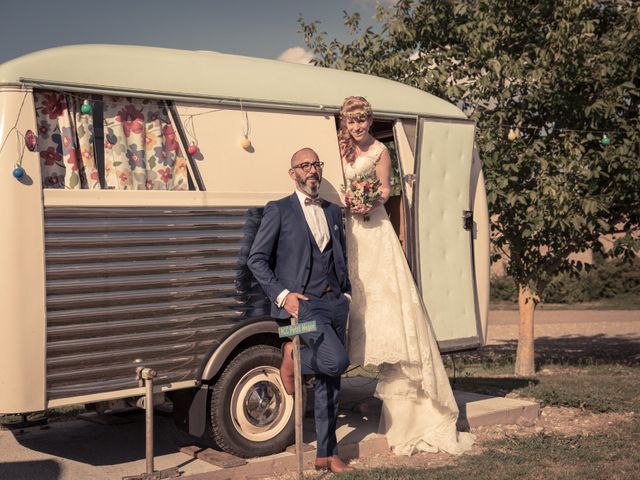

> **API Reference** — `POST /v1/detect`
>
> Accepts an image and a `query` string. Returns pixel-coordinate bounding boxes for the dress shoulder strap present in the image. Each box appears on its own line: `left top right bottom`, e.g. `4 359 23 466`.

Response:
371 140 388 164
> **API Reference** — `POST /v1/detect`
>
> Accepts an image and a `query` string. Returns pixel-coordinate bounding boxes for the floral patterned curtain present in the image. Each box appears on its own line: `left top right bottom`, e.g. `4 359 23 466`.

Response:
102 96 188 190
34 91 189 191
35 91 99 189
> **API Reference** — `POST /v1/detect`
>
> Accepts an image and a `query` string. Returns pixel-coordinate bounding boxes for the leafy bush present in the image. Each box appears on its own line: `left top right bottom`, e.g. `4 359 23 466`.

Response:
491 256 640 304
490 275 518 302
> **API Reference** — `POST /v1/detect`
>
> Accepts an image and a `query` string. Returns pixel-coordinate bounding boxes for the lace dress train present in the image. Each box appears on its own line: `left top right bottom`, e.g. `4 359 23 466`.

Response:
344 141 474 456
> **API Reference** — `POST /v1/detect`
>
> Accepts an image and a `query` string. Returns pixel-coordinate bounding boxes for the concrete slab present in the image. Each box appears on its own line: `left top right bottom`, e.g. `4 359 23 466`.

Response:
184 436 390 480
305 376 382 448
0 411 218 480
455 390 540 429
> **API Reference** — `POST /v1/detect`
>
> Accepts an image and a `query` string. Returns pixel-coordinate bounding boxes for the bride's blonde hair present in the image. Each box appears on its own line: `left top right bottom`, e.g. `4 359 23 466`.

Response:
338 96 373 164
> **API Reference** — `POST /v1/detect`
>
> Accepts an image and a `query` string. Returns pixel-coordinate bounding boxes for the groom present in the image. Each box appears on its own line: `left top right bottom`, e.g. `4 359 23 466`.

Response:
247 147 354 473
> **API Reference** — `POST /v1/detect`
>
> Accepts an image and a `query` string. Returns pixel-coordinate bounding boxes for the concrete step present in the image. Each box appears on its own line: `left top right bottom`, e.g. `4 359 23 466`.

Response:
455 390 540 429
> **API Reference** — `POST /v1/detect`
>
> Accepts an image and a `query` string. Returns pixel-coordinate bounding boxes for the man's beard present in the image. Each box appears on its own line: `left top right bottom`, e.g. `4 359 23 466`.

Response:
296 173 320 196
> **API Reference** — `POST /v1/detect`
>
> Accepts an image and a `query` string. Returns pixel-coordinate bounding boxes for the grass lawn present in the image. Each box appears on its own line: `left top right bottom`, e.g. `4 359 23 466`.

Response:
490 293 640 310
339 341 640 480
338 418 640 479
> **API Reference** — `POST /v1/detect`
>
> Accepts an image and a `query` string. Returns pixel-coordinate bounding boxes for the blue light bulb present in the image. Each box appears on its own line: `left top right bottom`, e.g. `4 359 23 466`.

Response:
13 166 25 178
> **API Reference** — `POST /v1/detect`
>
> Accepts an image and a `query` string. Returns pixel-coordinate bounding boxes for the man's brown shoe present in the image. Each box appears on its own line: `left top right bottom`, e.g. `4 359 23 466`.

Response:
314 455 355 473
279 341 295 396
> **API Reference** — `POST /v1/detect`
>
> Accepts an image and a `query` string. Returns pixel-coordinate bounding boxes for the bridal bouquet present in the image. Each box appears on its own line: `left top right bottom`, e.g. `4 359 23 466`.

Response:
343 175 381 221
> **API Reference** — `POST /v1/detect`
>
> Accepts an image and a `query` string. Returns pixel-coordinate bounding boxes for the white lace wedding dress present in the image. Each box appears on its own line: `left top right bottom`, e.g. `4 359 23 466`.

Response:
343 140 474 456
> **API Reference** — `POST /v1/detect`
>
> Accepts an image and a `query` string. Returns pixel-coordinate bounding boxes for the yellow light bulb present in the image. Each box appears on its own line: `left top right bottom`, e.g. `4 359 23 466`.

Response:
240 136 252 149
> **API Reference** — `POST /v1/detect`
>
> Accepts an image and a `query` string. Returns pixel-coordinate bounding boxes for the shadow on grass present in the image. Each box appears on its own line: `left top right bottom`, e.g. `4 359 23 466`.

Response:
450 334 640 369
452 376 538 397
446 335 640 412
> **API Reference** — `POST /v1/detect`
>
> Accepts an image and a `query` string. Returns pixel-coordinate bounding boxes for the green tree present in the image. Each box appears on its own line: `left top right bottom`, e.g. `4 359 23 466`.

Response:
301 0 640 375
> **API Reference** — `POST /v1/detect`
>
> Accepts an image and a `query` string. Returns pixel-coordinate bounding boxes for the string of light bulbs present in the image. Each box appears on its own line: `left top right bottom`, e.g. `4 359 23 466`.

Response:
58 90 254 152
5 87 257 182
500 124 616 145
6 86 629 181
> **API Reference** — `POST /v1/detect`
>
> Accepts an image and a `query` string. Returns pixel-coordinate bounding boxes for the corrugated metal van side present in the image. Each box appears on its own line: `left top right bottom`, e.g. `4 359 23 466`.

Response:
44 206 270 400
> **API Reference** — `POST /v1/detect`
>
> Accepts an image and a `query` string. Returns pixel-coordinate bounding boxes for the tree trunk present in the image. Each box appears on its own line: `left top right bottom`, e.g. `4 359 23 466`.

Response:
515 283 536 376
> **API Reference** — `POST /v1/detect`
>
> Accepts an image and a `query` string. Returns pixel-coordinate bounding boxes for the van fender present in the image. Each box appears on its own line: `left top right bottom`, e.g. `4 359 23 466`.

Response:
199 319 281 382
171 319 281 437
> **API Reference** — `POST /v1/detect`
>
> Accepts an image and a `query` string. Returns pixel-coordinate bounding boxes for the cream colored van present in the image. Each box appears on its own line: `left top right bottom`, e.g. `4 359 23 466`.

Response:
0 44 489 457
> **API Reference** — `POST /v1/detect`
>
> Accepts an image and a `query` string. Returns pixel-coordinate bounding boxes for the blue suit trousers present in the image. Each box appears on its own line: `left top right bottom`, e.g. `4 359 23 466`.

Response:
298 294 350 457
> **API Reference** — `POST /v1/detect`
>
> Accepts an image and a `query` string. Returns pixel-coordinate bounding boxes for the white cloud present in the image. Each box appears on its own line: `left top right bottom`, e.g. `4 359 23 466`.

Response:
277 46 314 64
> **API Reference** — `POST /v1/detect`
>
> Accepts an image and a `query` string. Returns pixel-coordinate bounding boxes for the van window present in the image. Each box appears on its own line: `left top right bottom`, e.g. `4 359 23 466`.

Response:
34 90 193 190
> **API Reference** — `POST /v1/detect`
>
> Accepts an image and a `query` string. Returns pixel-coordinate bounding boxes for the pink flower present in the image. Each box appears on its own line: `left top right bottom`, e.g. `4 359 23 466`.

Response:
159 167 173 183
41 93 66 120
116 104 144 137
66 149 79 171
146 180 154 190
118 172 129 183
90 171 99 181
343 175 381 211
40 147 62 166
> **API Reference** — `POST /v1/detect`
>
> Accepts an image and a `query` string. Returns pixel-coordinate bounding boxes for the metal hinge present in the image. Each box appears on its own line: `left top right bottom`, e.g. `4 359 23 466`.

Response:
462 210 473 231
403 174 416 186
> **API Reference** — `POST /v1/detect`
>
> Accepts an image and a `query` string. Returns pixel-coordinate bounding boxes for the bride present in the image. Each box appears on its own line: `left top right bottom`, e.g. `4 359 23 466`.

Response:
338 96 474 456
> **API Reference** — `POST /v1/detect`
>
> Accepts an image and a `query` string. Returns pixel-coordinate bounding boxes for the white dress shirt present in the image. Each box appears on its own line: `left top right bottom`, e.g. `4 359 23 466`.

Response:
275 189 349 308
294 189 330 252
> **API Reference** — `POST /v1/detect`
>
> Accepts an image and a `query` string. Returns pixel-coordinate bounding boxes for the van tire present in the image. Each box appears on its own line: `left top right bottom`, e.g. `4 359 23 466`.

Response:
210 345 296 458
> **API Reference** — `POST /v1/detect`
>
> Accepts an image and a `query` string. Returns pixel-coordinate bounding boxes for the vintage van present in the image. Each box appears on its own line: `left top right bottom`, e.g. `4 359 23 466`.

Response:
0 45 489 458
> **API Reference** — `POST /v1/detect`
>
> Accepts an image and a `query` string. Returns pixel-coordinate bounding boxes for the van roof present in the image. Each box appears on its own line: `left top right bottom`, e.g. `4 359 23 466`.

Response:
0 44 465 118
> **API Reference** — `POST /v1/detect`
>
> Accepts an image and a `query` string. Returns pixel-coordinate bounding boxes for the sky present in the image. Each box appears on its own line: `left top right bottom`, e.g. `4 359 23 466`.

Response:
0 0 384 65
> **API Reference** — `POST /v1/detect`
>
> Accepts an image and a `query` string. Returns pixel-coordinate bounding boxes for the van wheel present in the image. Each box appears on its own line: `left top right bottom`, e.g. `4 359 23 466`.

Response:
210 345 296 458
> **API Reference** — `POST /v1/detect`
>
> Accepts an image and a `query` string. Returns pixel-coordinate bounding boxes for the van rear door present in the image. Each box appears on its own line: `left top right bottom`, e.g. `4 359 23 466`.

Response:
398 117 485 352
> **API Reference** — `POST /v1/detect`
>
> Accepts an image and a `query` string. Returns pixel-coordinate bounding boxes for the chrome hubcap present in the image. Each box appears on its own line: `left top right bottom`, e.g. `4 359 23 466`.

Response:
230 365 293 441
243 380 281 426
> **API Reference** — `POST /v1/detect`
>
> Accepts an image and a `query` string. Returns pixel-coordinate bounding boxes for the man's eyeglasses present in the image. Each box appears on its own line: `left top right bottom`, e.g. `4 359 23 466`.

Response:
292 161 324 172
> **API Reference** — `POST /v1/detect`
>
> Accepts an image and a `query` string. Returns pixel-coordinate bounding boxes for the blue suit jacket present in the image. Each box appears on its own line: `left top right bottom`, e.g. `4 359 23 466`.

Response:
247 192 351 319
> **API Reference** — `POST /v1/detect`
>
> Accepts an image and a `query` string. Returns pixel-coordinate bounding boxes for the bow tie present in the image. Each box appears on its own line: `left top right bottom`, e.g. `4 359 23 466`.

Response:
304 196 323 206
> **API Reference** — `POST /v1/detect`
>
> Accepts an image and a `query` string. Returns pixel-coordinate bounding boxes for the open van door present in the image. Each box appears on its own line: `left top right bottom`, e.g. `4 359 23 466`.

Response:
394 117 489 352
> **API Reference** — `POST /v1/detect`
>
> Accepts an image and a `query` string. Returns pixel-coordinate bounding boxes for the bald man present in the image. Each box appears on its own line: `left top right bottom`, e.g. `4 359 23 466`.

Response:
248 147 354 473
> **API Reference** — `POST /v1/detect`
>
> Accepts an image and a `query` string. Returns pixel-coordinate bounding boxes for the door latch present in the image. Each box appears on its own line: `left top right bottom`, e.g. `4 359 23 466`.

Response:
462 210 473 231
403 174 416 186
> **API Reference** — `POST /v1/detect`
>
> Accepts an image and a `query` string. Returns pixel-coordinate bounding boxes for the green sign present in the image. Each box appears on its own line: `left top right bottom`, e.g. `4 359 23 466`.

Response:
278 321 317 338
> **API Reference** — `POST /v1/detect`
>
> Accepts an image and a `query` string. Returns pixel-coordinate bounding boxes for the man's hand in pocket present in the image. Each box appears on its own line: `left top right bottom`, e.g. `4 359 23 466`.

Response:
284 292 309 318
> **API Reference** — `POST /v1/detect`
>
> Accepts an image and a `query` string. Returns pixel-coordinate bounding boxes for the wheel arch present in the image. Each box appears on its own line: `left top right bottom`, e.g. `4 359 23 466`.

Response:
169 322 286 441
199 319 283 383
